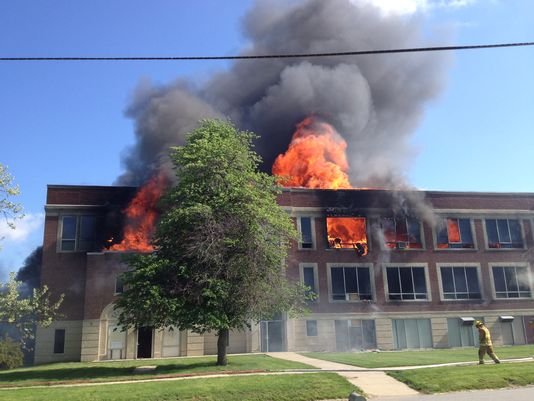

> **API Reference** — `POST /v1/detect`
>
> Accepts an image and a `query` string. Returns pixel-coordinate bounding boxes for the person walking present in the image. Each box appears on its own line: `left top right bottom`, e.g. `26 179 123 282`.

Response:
475 320 500 364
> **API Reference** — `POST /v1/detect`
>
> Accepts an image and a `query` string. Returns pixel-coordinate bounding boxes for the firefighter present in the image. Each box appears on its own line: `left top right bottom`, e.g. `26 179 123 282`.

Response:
475 321 500 364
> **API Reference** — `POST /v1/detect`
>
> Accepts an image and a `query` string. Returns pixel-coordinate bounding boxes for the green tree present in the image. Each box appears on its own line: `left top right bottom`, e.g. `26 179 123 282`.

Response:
0 163 23 247
0 273 64 351
116 119 309 365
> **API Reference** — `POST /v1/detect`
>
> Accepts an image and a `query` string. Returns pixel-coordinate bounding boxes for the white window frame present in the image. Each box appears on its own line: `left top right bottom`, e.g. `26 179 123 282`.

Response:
326 263 375 303
297 216 316 250
57 213 97 252
436 263 483 301
114 275 124 295
433 216 476 251
299 263 319 302
483 218 526 251
383 263 431 302
380 216 425 251
489 262 533 300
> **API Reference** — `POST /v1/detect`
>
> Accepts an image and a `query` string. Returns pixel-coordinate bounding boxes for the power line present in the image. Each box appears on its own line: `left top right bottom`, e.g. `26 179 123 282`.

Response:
1 41 533 62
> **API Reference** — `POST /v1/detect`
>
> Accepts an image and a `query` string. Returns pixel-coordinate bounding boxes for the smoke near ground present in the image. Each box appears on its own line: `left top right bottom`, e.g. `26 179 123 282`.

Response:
117 0 449 187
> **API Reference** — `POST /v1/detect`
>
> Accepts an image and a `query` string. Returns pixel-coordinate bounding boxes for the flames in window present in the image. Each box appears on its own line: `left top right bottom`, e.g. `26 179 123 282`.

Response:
326 216 368 255
107 173 168 252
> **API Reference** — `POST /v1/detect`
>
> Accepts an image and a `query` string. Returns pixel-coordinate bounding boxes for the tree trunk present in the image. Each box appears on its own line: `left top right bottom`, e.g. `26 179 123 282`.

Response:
216 328 229 366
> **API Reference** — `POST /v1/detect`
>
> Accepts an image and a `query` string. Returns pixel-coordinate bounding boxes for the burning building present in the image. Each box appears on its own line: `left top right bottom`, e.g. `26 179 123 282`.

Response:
31 0 534 363
34 182 534 363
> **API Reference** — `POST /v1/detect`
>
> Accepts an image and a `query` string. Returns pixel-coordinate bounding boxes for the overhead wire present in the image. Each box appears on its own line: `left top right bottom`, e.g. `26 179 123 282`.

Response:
1 41 533 62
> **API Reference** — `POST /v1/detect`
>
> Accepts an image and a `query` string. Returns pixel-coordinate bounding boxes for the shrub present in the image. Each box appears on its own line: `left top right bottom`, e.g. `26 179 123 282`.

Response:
0 337 24 370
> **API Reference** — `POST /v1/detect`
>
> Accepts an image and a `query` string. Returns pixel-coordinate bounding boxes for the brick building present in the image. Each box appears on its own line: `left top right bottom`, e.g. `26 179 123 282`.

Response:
34 185 534 363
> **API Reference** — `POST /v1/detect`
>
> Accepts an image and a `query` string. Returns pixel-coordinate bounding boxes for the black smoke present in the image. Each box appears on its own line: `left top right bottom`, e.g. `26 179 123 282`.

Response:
16 246 42 297
117 0 449 187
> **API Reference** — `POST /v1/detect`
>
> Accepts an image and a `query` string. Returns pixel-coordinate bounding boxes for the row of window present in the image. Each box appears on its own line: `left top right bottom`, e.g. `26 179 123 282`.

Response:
298 216 528 251
301 263 533 302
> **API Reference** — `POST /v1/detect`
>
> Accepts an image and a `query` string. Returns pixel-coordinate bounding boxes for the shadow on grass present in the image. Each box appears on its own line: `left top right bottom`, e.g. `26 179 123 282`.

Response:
0 361 225 384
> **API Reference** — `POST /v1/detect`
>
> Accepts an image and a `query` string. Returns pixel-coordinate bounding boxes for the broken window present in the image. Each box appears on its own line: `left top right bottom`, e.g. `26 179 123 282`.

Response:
326 216 368 255
386 266 428 300
297 216 314 249
60 215 97 252
485 219 523 249
381 217 422 249
440 266 481 300
492 265 531 298
330 265 372 301
436 218 474 249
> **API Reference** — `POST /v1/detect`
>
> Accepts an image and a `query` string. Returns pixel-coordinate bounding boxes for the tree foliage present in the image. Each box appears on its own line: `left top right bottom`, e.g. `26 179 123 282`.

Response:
116 119 309 365
0 163 23 247
0 273 64 351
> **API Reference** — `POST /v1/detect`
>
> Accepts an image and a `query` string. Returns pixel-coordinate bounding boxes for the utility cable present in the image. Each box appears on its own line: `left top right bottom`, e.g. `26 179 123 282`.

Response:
1 41 533 62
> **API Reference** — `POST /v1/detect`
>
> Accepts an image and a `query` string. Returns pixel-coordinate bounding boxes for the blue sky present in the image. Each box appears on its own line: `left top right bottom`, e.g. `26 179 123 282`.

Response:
0 0 533 279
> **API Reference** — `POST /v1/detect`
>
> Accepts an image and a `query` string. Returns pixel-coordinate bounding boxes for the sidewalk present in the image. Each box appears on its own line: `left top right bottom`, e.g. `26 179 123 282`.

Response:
268 352 419 398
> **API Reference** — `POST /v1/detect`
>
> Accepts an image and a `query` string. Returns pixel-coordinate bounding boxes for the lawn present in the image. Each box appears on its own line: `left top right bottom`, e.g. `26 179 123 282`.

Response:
0 354 313 388
389 361 534 393
303 344 534 368
0 373 355 401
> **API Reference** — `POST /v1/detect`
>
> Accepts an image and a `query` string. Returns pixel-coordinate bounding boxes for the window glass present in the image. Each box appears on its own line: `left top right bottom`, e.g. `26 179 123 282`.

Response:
331 267 345 299
387 266 427 300
61 216 77 250
303 267 316 294
382 217 422 249
437 218 473 248
115 276 124 294
299 217 313 248
441 266 481 300
330 266 372 300
306 320 318 337
493 266 531 298
486 219 523 248
54 329 65 354
60 215 97 251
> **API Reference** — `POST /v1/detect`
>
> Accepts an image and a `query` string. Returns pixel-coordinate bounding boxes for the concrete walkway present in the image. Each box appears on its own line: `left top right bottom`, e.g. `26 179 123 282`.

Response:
268 352 419 398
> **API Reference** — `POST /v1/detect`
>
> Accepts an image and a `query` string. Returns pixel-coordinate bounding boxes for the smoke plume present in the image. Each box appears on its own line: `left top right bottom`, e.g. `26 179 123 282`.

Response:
117 0 449 187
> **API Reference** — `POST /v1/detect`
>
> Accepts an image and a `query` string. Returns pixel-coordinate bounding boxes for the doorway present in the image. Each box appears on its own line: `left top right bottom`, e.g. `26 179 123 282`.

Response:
137 327 153 358
260 320 285 352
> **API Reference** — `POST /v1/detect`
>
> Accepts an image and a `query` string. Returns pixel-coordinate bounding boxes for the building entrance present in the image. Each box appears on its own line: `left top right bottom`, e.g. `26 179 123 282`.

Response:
137 327 153 358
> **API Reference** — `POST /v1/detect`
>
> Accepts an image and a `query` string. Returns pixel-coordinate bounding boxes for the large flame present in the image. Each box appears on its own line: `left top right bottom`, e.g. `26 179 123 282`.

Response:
272 116 352 189
109 173 168 252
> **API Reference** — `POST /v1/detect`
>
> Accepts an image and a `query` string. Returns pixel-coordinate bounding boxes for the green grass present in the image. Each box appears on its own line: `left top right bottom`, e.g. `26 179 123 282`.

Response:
0 373 355 401
303 345 534 368
389 361 534 393
0 354 313 388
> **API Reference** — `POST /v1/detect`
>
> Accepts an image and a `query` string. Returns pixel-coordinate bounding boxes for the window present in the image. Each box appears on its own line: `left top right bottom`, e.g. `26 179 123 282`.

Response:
485 219 523 249
439 265 481 300
392 319 432 349
386 265 428 300
298 217 314 249
436 218 474 249
381 217 422 249
300 264 318 301
326 216 368 255
115 276 124 294
330 265 372 301
60 215 97 251
306 320 318 337
492 265 531 298
54 329 65 354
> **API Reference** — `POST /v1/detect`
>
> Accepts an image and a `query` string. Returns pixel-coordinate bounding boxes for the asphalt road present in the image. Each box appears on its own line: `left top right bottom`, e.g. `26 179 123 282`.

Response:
374 386 534 401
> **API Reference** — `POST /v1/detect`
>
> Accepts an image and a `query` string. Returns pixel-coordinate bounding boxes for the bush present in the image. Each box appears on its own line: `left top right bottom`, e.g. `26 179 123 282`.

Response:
0 337 23 370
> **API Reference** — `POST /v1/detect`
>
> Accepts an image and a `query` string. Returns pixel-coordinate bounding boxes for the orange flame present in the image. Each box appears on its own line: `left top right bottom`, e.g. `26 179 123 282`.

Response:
272 116 352 189
326 217 368 255
109 173 168 252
